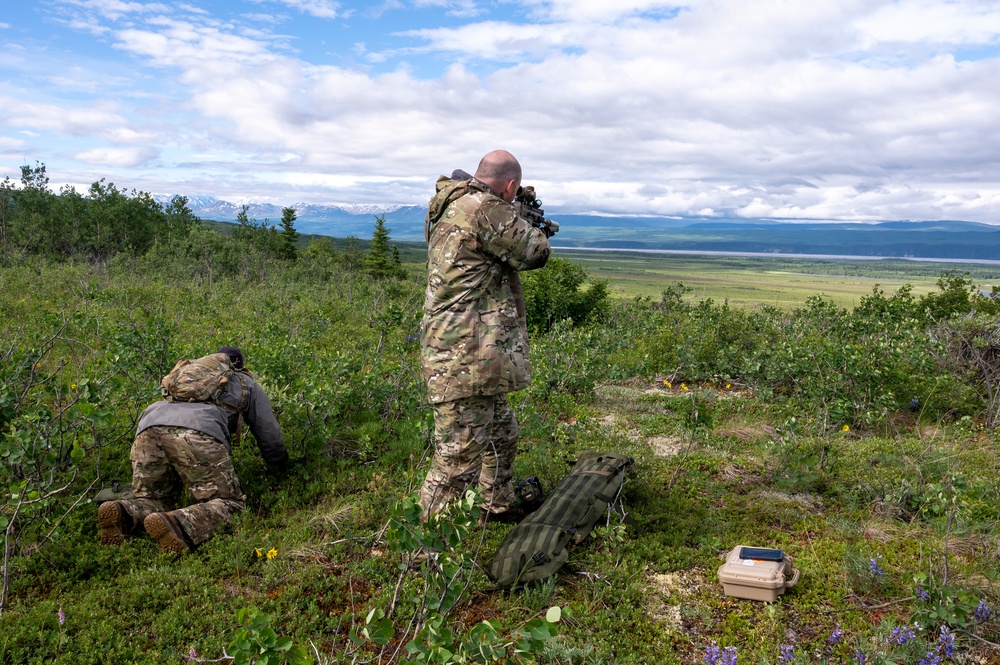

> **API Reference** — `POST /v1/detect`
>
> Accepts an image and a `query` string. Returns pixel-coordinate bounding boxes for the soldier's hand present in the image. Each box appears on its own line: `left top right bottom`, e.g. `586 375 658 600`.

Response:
267 454 293 480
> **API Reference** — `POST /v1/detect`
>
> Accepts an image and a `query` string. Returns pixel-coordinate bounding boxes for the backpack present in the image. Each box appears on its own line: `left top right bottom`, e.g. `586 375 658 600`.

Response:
161 353 235 405
486 452 633 588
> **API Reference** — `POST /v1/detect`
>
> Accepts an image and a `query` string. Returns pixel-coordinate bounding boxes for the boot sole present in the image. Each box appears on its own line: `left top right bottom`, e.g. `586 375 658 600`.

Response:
97 502 127 546
144 513 191 554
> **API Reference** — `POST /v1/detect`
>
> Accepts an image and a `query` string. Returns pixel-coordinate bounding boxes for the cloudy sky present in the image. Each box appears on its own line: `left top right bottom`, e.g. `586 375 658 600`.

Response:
3 0 1000 222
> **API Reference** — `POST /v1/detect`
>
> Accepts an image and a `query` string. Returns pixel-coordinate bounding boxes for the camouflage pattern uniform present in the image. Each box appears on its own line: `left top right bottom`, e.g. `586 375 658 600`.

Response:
115 371 286 545
419 175 550 517
122 425 245 544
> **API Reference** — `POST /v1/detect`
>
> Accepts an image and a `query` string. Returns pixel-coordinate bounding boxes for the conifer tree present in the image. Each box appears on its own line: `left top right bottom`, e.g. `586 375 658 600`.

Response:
279 206 300 261
391 245 402 276
364 215 393 279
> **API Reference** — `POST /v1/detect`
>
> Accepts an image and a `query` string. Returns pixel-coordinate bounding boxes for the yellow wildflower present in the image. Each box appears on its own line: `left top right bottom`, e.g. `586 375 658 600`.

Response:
71 383 77 390
842 424 850 432
663 380 671 388
681 383 689 391
267 548 278 560
255 548 262 558
725 383 731 389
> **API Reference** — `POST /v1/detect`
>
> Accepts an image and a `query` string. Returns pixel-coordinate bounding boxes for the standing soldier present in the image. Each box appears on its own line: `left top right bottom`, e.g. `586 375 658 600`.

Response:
419 150 552 523
98 346 288 553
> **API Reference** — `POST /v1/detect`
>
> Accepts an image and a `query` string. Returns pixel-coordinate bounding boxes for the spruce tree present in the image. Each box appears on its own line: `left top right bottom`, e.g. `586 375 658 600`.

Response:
364 215 393 278
391 245 403 278
279 206 300 261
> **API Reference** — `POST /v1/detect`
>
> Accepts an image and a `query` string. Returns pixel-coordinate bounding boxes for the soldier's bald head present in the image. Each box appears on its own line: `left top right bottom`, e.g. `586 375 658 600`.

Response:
475 150 522 203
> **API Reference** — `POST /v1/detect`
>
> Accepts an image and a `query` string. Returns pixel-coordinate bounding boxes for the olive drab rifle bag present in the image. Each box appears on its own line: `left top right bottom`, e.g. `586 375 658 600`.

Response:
160 353 235 405
487 452 633 588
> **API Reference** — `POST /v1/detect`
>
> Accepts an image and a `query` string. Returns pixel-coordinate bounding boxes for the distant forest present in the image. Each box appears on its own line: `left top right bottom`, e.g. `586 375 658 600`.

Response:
2 163 423 288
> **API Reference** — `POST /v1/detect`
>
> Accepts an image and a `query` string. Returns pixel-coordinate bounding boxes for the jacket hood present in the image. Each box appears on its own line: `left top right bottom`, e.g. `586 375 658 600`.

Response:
428 177 471 224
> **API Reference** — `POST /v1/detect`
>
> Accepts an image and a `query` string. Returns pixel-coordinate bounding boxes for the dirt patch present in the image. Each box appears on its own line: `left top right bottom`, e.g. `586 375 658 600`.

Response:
646 569 709 630
759 490 824 512
597 414 620 428
648 436 685 457
451 592 501 626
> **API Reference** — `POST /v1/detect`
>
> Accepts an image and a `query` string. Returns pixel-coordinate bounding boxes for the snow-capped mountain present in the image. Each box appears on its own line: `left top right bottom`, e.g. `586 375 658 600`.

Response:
154 195 427 240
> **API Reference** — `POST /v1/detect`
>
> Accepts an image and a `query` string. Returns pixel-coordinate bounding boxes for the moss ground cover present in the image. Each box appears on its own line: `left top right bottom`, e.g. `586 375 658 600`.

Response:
3 247 1000 664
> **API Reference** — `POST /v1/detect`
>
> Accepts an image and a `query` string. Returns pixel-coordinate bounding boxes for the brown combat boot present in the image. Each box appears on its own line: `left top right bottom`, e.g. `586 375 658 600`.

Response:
144 512 196 554
97 500 134 545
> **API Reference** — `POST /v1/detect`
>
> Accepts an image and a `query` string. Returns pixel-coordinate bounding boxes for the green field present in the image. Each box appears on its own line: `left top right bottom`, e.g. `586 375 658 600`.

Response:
6 218 1000 663
553 248 1000 308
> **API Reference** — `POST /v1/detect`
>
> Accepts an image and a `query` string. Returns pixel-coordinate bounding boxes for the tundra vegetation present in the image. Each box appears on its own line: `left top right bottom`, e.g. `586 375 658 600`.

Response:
2 166 1000 664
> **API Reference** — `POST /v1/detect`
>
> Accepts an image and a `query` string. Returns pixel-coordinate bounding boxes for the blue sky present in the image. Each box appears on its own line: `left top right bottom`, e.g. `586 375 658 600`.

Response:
3 0 1000 222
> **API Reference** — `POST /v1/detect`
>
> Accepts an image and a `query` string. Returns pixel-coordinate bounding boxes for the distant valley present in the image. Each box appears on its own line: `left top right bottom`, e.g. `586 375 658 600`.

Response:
176 197 1000 261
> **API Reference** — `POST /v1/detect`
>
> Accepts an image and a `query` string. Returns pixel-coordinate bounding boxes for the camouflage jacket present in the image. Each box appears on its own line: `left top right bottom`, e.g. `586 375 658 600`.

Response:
136 371 288 466
421 176 550 403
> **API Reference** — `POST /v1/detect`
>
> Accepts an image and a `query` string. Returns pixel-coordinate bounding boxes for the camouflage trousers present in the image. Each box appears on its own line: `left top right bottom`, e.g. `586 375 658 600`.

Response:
419 394 519 519
117 425 246 545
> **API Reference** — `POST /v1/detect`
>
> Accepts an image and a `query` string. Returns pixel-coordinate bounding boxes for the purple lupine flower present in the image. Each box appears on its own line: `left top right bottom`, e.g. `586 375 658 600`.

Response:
828 627 844 645
57 607 65 625
918 652 941 665
853 651 867 665
720 646 738 665
869 555 885 576
779 645 794 663
888 626 916 645
916 586 930 601
187 647 198 662
704 641 722 665
975 599 992 623
938 627 954 659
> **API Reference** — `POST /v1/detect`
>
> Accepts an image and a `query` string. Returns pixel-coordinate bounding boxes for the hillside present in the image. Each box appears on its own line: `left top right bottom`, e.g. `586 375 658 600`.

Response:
3 239 1000 664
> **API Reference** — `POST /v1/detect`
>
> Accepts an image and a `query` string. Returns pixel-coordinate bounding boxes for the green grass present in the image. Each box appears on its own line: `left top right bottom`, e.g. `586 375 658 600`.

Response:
3 256 1000 664
555 249 1000 308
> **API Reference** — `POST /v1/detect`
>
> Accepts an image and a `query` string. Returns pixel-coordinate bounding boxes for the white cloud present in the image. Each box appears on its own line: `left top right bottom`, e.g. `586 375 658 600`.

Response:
8 0 1000 223
74 146 160 167
0 136 28 151
399 21 569 59
518 0 686 22
1 98 135 139
857 0 1000 45
60 0 170 21
276 0 338 19
115 18 275 67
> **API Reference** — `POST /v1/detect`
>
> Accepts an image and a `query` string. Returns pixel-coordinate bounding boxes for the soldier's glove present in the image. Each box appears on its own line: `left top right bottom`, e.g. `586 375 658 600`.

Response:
267 453 293 479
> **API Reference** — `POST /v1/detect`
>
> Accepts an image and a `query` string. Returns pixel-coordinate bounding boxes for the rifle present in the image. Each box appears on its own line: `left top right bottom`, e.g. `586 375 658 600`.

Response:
450 170 559 238
514 185 559 238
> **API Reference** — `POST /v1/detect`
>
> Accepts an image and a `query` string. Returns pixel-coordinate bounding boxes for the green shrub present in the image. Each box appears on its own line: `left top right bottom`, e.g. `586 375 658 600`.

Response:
523 257 609 332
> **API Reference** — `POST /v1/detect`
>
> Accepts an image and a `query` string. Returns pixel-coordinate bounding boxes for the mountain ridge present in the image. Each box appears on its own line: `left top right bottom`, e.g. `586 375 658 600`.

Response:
161 196 1000 260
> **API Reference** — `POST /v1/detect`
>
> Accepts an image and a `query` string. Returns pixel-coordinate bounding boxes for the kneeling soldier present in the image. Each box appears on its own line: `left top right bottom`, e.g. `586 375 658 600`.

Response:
98 346 288 553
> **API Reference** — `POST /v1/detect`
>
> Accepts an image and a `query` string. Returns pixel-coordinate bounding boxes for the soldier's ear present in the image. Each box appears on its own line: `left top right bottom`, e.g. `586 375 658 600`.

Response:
502 179 519 203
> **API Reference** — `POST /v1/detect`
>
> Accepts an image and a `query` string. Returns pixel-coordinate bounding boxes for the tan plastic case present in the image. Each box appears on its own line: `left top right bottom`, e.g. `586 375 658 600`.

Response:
717 546 800 602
